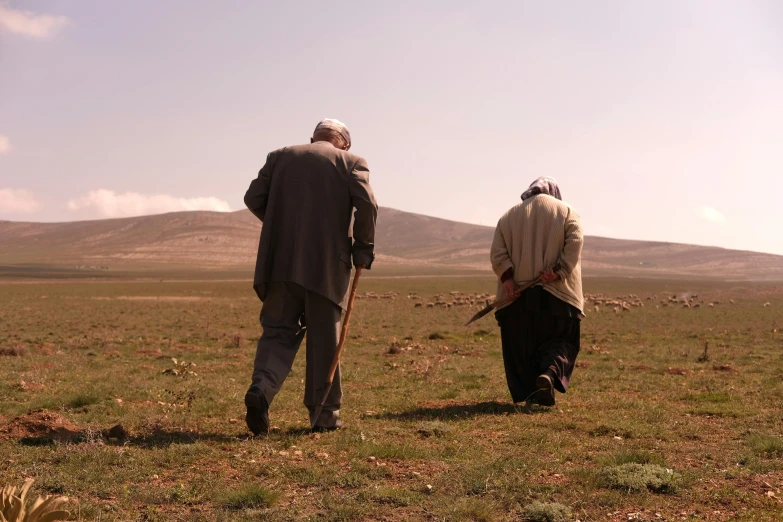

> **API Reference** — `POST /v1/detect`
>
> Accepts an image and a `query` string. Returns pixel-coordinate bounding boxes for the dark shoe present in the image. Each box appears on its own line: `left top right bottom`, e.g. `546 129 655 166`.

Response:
244 387 269 436
533 374 556 406
312 419 343 433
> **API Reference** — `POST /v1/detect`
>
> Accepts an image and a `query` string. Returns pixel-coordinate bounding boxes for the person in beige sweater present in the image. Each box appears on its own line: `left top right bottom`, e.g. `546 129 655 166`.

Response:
490 176 583 406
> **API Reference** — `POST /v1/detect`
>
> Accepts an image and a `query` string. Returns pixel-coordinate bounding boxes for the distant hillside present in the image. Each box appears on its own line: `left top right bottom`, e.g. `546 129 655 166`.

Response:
2 208 783 279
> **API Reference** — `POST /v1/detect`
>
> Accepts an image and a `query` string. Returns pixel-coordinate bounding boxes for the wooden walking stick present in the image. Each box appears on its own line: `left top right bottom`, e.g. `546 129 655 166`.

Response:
465 263 562 326
311 266 363 430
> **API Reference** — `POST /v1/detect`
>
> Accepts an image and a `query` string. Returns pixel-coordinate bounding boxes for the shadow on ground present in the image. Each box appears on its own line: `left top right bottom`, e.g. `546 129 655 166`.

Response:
367 400 551 421
9 425 245 447
123 428 245 448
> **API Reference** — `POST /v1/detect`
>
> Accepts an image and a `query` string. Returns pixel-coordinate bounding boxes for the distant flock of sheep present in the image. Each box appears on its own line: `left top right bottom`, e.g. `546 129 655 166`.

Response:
585 293 730 314
356 290 773 313
356 291 494 309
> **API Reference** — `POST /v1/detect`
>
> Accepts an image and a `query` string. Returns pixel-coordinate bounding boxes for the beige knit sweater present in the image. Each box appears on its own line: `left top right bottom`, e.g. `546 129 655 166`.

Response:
490 194 584 314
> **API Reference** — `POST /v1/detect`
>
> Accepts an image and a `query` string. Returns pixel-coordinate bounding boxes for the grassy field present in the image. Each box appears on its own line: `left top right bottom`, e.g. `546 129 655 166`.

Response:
0 274 781 521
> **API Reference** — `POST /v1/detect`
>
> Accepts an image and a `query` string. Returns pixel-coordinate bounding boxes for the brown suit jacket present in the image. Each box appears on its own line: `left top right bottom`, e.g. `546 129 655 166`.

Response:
244 141 378 309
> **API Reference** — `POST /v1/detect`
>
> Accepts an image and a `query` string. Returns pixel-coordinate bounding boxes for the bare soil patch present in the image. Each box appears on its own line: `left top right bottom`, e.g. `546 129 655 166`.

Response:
17 380 46 391
664 367 692 376
0 409 83 443
713 364 739 373
0 345 27 356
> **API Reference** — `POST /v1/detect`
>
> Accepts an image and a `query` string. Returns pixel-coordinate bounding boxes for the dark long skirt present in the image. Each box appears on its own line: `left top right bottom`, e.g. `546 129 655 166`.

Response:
495 286 581 403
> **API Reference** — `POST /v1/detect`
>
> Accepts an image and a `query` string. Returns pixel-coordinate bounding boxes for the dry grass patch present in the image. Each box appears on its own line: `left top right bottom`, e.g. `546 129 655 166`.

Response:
597 463 680 494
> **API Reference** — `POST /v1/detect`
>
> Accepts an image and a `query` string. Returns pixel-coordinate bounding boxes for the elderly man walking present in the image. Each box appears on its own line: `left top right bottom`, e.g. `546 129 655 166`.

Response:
490 177 583 406
243 119 378 434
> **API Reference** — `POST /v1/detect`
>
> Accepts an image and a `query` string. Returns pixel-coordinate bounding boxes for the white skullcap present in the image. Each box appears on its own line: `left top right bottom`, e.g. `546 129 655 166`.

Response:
313 118 351 149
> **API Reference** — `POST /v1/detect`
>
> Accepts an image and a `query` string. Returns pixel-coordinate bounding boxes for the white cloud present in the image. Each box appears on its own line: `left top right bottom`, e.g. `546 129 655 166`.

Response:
700 206 726 223
66 189 232 218
0 188 40 214
0 4 68 38
0 135 10 155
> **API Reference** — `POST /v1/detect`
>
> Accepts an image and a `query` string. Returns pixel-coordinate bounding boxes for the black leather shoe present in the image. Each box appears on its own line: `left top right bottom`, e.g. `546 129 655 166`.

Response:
533 374 556 406
244 387 269 436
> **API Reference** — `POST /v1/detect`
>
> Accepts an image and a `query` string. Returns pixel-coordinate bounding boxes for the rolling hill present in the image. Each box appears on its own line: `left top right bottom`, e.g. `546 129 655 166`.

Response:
1 208 782 280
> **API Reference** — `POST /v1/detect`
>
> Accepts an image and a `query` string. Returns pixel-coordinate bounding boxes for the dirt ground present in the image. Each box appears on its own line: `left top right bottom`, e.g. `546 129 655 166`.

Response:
1 276 782 521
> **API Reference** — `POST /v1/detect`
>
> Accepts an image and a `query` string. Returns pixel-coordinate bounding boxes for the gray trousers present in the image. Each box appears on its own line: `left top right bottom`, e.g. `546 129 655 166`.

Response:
251 281 342 427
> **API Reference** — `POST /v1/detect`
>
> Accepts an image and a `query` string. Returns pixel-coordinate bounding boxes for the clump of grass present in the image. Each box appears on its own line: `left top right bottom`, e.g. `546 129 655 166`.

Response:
66 393 100 409
521 501 572 522
688 404 743 418
319 492 367 521
604 450 666 466
282 466 320 487
416 420 452 438
685 392 731 403
428 332 446 340
597 463 679 494
749 434 783 457
368 486 422 507
336 472 367 489
438 389 459 400
451 497 498 521
354 463 394 480
217 484 279 510
383 426 407 437
460 467 493 496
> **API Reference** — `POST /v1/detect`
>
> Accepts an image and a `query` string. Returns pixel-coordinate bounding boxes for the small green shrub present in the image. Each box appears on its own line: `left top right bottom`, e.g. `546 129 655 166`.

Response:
598 463 679 494
521 501 572 522
337 472 367 489
217 484 279 510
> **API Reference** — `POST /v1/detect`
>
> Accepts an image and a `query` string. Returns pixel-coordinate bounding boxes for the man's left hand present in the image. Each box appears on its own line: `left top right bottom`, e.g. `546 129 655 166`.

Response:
539 267 560 284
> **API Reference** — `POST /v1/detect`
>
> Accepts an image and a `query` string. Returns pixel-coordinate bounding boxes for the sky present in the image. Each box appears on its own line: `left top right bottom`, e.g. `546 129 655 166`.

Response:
1 1 782 255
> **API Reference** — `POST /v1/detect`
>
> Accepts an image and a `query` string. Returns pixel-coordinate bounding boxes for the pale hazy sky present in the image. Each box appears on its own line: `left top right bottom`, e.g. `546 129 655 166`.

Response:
2 1 782 254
